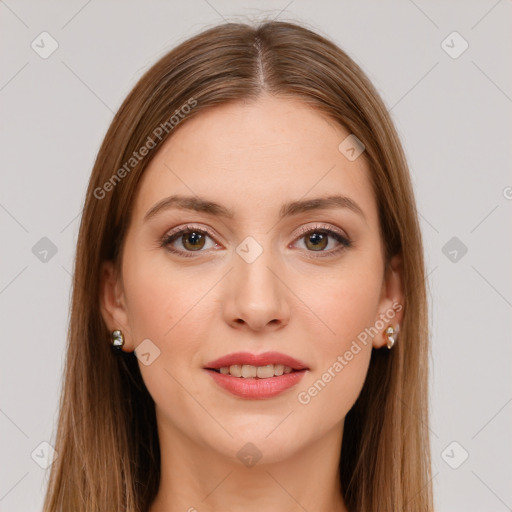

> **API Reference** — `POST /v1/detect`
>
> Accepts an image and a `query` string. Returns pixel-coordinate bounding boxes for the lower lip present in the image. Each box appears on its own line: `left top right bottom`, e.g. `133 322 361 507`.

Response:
205 369 307 399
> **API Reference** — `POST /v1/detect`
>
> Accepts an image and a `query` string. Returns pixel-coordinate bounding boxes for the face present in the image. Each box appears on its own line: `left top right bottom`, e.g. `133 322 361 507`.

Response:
101 94 403 464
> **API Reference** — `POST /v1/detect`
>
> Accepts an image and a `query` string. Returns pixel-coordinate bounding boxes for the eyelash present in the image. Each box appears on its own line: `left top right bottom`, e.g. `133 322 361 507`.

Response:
160 223 352 259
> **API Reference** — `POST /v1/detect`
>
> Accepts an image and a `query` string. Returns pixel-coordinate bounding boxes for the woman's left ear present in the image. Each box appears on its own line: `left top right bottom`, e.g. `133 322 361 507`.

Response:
373 253 405 349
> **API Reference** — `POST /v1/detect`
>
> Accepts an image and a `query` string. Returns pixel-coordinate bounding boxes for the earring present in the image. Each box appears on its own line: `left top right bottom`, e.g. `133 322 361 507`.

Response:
111 329 124 350
384 324 399 349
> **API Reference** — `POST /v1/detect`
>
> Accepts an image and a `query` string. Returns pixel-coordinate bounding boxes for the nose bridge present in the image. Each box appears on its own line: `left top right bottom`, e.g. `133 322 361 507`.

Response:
237 237 282 302
224 235 290 330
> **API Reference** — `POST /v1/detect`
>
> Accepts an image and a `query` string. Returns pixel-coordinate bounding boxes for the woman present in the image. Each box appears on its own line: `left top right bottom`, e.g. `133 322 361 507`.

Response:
43 20 434 512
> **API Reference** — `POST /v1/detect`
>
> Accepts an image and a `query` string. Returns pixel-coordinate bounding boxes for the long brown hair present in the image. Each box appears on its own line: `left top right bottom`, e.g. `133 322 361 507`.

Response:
43 20 433 512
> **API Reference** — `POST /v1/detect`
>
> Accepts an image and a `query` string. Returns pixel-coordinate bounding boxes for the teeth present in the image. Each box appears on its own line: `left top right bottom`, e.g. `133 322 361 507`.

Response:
256 364 274 378
273 364 284 376
218 364 294 378
241 365 257 378
229 365 242 377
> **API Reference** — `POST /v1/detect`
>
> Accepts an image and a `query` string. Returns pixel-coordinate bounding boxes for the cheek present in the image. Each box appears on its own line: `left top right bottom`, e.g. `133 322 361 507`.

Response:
296 344 372 429
292 304 377 433
121 247 226 407
121 250 215 415
293 252 383 416
302 251 384 348
122 247 213 343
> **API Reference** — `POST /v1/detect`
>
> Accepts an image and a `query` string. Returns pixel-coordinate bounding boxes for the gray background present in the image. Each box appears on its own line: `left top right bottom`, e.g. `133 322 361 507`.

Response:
1 1 511 511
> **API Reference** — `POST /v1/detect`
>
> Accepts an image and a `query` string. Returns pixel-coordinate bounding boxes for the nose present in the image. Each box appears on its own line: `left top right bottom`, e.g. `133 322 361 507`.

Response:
222 246 291 332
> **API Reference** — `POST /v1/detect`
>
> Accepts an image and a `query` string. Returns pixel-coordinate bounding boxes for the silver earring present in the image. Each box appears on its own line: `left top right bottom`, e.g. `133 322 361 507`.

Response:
111 329 124 350
384 324 399 349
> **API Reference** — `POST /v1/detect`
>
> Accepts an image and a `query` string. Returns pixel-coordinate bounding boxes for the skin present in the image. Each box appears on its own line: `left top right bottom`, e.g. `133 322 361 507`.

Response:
100 94 404 512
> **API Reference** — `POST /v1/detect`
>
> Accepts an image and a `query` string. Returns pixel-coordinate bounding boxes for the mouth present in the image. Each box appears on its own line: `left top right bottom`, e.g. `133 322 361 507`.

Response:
203 351 309 380
203 353 309 399
204 352 309 400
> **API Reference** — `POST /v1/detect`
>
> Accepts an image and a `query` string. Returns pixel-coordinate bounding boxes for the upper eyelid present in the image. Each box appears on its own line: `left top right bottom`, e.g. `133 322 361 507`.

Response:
165 223 218 241
294 223 349 239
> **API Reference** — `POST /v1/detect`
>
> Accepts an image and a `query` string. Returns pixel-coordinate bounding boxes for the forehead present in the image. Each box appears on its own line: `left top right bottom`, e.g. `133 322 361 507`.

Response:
132 94 377 225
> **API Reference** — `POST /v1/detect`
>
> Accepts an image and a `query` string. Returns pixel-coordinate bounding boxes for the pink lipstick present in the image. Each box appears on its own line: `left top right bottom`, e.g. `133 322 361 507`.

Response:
204 351 309 400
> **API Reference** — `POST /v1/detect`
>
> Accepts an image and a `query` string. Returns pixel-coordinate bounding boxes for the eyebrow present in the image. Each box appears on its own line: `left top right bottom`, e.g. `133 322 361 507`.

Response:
143 194 366 222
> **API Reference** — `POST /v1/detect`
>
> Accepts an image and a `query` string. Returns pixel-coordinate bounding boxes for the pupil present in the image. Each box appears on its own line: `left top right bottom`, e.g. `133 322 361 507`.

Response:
189 233 200 244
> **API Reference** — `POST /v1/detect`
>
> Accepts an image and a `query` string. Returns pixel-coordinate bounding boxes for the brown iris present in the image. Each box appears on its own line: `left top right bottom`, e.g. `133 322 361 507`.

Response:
304 231 328 251
181 231 206 251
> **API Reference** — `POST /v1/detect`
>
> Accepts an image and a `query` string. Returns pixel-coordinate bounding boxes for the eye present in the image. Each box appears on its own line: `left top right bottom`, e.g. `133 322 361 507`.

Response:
292 224 352 257
160 223 352 259
161 224 220 257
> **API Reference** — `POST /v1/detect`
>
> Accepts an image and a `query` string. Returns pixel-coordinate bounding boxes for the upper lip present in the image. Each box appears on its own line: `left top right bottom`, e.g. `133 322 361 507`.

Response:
204 351 309 371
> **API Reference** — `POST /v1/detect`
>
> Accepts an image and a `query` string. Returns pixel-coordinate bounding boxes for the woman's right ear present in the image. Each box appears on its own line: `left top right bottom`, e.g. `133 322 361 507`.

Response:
99 261 131 347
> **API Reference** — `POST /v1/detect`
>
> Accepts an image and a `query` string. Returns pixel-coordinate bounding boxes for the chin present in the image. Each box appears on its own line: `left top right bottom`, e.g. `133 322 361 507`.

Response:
211 428 305 466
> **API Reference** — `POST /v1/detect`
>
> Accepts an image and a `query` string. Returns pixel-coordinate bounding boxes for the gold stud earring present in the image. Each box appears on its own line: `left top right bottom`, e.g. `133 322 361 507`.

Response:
384 324 399 349
111 329 124 350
